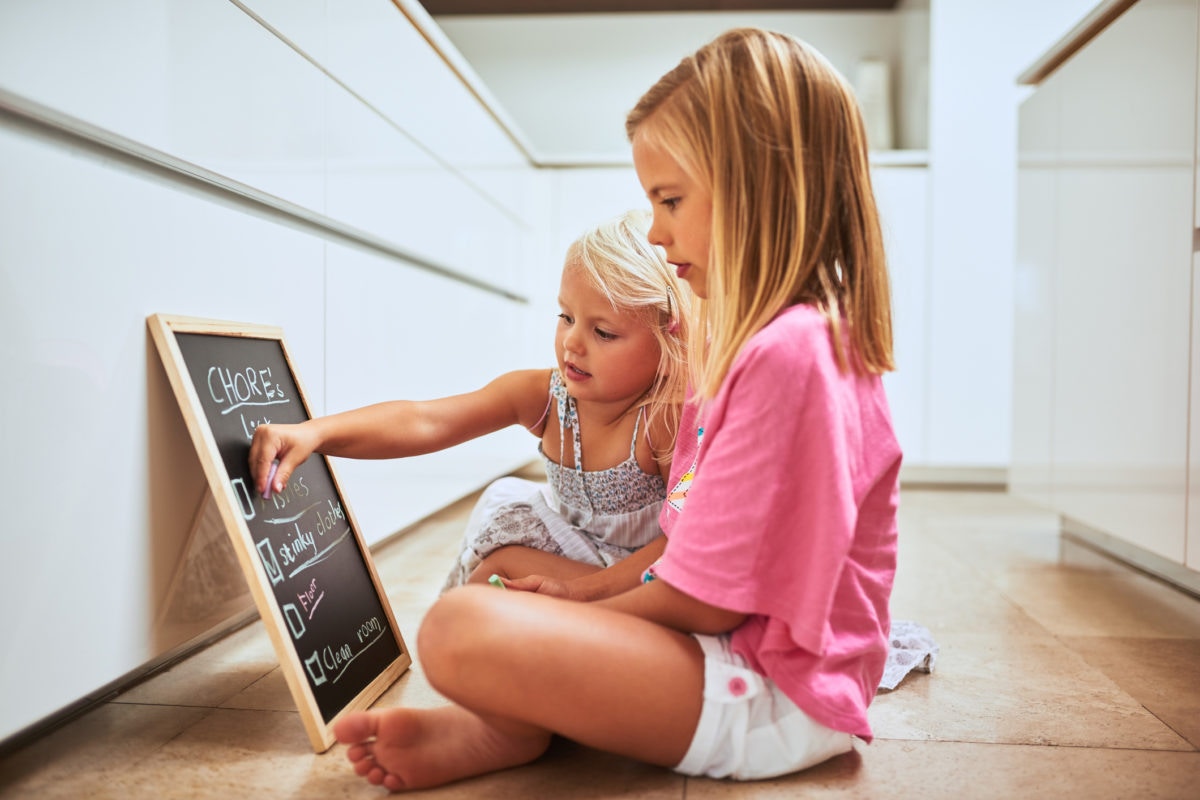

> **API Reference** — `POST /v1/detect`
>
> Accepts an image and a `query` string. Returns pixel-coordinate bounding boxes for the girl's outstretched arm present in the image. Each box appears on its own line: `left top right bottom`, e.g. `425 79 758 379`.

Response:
249 368 550 497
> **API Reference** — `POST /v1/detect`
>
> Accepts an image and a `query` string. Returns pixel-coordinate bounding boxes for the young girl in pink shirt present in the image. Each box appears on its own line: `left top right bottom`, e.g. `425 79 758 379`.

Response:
333 27 901 789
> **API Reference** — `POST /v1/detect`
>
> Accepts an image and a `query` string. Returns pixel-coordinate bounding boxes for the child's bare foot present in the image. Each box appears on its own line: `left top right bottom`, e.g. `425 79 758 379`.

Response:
332 705 551 792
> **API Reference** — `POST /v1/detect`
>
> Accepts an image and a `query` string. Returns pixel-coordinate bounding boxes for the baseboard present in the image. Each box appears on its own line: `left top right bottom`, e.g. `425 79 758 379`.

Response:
900 465 1008 490
1062 518 1200 601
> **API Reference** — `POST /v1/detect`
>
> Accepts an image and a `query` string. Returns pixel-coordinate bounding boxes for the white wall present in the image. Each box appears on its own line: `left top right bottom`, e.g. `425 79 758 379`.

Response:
436 10 919 160
924 0 1101 467
0 0 543 744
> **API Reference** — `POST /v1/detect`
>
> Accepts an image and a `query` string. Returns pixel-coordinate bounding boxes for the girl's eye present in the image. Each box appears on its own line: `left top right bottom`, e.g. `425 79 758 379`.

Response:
595 328 617 341
661 197 680 211
558 313 573 325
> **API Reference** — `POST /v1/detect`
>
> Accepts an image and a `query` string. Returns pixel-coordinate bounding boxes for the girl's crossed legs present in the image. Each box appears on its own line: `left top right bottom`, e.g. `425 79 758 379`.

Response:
333 585 704 791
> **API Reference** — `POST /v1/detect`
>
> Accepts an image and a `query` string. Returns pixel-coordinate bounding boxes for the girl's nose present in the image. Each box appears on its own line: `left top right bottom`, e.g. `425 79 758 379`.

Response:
562 325 583 355
647 215 668 247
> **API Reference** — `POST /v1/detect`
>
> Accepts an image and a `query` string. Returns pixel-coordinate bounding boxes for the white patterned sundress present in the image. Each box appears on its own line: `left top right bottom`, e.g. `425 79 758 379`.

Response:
441 370 666 590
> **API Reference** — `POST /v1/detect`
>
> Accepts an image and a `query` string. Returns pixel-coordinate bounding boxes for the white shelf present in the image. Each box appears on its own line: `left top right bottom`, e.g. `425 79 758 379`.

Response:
871 149 929 167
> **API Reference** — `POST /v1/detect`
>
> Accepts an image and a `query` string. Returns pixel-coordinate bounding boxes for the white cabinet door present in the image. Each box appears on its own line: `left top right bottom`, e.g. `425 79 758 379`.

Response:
324 242 533 545
1011 81 1059 510
1190 252 1200 571
1191 15 1200 572
873 167 930 466
1037 0 1196 564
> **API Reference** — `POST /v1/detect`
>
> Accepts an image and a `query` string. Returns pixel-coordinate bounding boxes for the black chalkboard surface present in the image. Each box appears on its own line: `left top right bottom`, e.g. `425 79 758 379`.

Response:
148 314 410 752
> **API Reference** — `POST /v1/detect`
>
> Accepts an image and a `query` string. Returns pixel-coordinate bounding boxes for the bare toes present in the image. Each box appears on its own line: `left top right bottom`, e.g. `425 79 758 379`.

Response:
346 743 373 763
333 711 378 745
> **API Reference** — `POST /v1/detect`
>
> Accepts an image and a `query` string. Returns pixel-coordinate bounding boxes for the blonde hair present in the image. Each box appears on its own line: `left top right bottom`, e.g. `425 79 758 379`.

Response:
626 27 894 400
566 209 690 461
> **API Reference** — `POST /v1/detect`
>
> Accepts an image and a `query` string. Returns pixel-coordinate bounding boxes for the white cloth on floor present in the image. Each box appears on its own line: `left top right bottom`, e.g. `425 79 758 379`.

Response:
878 619 939 692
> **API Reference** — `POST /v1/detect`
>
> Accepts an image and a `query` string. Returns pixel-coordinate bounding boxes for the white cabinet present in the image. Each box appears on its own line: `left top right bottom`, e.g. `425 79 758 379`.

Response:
0 0 542 743
1191 11 1200 574
325 242 533 545
1013 0 1198 576
874 166 931 466
1191 253 1200 571
1010 81 1059 509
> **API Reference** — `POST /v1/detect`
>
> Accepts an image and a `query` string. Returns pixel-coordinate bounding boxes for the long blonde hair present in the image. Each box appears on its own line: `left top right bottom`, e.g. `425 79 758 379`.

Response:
626 27 893 400
566 209 691 461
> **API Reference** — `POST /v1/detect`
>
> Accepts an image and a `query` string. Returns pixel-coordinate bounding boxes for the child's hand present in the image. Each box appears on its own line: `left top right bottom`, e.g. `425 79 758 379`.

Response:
249 422 319 497
503 574 578 600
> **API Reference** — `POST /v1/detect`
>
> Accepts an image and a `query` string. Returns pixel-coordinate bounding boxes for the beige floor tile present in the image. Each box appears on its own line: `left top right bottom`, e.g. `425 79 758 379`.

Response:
888 533 1046 637
59 707 348 800
869 632 1190 750
993 568 1200 639
0 702 212 798
899 488 1058 526
928 525 1081 575
684 739 1200 800
220 666 301 713
115 621 279 708
1063 636 1200 749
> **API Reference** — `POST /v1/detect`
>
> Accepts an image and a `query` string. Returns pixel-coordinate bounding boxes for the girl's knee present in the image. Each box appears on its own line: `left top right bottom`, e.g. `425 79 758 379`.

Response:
418 588 501 686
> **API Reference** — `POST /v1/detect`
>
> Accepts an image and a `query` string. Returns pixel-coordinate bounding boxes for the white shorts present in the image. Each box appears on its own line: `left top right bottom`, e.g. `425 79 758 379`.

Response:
675 634 854 781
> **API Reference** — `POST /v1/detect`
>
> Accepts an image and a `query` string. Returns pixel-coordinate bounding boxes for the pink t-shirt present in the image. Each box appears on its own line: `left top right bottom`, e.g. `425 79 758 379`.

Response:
655 304 901 741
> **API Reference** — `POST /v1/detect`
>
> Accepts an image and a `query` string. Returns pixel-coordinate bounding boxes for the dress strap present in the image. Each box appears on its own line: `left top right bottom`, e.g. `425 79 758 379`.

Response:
629 406 645 459
550 371 582 472
529 384 553 434
549 369 593 524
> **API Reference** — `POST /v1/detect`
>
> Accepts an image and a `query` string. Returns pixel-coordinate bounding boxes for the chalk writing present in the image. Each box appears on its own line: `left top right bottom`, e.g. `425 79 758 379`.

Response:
206 364 289 415
287 529 352 580
297 577 325 621
304 651 327 686
257 537 283 586
283 603 307 639
166 327 406 730
309 618 390 686
232 477 256 521
260 475 310 516
271 498 349 568
240 412 271 440
357 616 382 644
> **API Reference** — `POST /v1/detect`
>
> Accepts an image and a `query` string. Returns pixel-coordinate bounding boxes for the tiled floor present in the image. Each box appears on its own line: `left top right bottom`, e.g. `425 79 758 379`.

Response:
3 479 1199 798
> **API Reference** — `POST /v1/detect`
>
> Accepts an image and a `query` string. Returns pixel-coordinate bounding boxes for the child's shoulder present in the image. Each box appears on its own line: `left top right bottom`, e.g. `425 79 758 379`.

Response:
495 367 554 392
763 303 827 337
488 368 554 430
741 304 832 365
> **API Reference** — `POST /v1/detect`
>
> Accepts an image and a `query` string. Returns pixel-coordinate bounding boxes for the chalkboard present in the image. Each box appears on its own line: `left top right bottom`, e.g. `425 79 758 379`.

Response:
147 314 410 752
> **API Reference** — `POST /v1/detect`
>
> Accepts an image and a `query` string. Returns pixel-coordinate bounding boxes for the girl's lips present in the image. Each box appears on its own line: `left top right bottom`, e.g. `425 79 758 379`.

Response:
565 362 591 380
673 262 691 279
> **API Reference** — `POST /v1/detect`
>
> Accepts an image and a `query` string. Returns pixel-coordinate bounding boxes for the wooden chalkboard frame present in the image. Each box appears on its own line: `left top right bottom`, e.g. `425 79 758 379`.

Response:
147 314 410 752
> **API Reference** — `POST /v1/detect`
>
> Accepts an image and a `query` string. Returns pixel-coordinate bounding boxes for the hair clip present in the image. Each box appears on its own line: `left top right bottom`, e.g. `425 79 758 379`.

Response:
664 286 679 335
